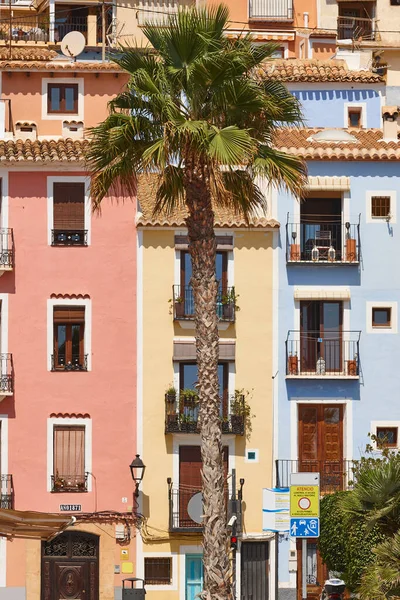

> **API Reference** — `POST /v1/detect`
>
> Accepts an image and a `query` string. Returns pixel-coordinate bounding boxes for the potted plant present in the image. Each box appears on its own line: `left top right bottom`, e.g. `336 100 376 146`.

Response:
347 355 358 376
288 352 298 375
165 386 177 403
174 295 185 319
231 389 254 438
220 287 240 320
180 388 199 407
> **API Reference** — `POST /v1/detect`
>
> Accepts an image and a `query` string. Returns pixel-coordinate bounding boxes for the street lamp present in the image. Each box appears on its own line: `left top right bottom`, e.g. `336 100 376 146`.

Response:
130 454 146 497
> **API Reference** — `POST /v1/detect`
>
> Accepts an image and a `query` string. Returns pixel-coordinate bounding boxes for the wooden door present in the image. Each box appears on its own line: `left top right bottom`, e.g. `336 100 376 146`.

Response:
41 531 99 600
296 540 328 600
186 554 203 600
298 405 344 493
241 542 269 600
179 446 228 528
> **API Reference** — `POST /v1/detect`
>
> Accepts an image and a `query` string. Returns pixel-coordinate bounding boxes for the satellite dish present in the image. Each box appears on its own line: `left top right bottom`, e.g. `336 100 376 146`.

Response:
61 31 86 58
187 492 203 525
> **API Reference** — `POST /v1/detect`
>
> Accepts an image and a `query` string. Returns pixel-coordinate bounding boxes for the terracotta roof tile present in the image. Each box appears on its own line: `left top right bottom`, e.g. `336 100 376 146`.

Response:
274 128 400 160
0 58 122 72
0 138 87 163
137 175 279 229
255 58 383 83
0 47 57 61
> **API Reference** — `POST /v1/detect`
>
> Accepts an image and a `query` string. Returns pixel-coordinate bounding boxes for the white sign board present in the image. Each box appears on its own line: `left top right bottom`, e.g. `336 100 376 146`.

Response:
262 488 290 533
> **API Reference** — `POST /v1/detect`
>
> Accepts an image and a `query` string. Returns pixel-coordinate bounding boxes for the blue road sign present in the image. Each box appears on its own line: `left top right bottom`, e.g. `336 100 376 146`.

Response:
290 517 319 538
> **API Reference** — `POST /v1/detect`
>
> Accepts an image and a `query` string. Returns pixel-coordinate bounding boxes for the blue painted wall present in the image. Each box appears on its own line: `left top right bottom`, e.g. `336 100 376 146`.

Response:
275 161 400 585
290 88 382 128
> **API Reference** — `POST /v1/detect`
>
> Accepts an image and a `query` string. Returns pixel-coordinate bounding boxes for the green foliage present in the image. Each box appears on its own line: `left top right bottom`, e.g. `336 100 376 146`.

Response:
359 531 400 599
231 389 254 440
319 493 347 574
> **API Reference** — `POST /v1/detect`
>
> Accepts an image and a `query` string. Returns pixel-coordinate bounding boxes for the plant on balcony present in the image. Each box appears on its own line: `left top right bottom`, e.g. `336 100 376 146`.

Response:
180 388 199 407
220 287 240 320
168 295 184 318
231 389 254 440
86 4 305 596
165 385 177 403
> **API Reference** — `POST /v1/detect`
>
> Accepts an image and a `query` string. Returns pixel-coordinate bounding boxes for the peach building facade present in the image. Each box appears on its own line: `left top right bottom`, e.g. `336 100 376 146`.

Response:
0 55 138 600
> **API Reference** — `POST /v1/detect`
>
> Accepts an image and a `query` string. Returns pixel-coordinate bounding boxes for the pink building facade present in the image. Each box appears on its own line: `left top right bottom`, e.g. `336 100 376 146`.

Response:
0 52 138 600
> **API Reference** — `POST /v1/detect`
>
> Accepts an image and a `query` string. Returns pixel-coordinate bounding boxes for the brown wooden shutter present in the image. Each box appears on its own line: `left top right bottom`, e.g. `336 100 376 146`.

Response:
53 307 85 324
53 183 85 230
53 426 85 480
179 446 229 488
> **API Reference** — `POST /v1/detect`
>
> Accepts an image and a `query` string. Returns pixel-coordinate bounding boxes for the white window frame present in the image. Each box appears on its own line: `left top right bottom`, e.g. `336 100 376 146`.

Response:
42 77 84 121
47 176 91 246
142 553 178 591
47 297 92 371
371 421 400 450
366 190 397 224
344 102 367 128
47 416 92 492
245 448 259 463
366 301 397 334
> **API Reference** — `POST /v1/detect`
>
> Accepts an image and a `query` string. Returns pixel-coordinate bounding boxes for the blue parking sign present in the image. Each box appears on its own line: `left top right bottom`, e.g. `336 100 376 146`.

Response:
290 517 319 538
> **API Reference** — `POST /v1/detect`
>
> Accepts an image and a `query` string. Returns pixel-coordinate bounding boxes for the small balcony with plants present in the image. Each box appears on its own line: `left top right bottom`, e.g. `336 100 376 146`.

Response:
51 472 88 493
171 285 238 324
286 215 360 265
286 331 361 379
164 387 247 435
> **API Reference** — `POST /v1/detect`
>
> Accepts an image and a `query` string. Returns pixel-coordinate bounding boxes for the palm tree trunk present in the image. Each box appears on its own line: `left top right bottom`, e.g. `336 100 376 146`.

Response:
184 162 232 600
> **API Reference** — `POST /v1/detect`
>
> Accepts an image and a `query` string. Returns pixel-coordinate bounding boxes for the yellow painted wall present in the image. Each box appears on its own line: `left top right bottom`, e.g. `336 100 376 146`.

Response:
141 227 275 599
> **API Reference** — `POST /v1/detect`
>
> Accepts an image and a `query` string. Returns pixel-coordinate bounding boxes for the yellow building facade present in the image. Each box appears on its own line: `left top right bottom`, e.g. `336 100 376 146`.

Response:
135 177 279 600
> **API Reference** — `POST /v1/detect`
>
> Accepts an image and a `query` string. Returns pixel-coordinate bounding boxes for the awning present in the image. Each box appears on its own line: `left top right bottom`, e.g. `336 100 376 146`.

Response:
306 176 350 191
294 287 351 300
0 509 74 540
173 340 235 361
225 31 295 42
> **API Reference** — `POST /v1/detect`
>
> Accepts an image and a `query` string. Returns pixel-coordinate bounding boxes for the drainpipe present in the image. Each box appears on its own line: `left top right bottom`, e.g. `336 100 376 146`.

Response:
303 12 309 29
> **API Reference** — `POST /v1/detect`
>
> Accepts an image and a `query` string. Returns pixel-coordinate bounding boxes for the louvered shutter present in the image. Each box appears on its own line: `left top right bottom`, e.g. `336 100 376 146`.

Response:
53 183 85 230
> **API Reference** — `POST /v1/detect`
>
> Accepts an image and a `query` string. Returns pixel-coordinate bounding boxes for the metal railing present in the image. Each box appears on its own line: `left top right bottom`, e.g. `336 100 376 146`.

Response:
0 475 13 509
0 229 14 269
337 16 376 41
51 230 88 247
172 285 236 322
286 331 360 377
137 0 189 26
286 217 360 264
165 393 245 435
0 15 49 42
51 354 88 372
54 17 88 42
51 473 88 493
167 479 241 532
276 460 355 494
249 0 293 19
0 354 13 395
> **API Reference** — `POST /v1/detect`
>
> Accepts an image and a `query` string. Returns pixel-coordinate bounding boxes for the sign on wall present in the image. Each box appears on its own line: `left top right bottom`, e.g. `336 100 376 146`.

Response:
59 504 82 512
262 487 290 532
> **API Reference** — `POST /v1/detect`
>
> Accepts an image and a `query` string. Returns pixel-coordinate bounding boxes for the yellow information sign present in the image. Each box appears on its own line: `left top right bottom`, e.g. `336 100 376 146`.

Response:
290 485 319 517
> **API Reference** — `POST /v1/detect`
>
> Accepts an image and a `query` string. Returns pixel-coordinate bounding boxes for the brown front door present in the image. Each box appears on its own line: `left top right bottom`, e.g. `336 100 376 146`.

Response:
298 404 344 493
41 531 99 600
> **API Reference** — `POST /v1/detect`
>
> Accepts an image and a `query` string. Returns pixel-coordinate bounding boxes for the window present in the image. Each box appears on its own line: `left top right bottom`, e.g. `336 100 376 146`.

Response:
371 196 391 218
348 108 362 128
53 306 86 371
180 362 228 398
376 427 398 448
52 425 86 492
52 182 87 246
144 558 172 585
47 83 78 114
372 307 391 328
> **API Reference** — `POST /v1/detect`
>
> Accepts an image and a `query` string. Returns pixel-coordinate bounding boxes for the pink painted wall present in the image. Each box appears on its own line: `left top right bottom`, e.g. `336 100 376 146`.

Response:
1 168 137 520
2 72 128 136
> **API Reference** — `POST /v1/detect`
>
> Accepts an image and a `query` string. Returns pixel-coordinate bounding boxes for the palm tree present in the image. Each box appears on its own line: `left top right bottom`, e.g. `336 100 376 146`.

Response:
359 532 400 599
86 5 306 598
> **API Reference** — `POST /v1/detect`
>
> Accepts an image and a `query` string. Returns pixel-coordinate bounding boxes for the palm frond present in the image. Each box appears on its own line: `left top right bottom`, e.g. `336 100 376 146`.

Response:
252 145 307 199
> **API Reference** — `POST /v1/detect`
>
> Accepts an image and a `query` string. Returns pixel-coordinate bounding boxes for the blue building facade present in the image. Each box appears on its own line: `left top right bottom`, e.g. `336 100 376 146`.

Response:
270 73 398 600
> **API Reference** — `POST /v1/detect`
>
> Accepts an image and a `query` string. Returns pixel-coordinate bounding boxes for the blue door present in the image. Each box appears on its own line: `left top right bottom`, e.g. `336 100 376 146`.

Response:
186 554 203 600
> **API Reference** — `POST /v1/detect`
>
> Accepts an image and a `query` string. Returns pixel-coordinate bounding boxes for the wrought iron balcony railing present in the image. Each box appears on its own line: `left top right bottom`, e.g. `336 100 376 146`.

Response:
51 473 88 493
276 460 355 494
286 331 360 378
249 0 293 19
51 230 88 247
337 16 376 41
0 229 14 270
54 17 88 42
167 479 242 533
0 354 14 396
172 285 236 322
0 15 50 42
286 216 360 264
165 392 245 435
51 354 88 372
0 475 14 509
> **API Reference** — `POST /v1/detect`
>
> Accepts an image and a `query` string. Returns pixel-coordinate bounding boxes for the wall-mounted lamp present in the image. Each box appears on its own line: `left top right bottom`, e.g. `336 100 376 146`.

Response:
130 454 146 497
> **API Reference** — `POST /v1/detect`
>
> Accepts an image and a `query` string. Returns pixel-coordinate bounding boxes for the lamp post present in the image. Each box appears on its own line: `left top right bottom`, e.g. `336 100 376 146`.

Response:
129 454 146 498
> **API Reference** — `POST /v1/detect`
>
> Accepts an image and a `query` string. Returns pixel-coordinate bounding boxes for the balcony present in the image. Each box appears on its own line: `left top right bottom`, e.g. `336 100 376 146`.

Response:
276 460 355 494
0 354 13 399
51 354 88 372
137 0 193 26
286 218 360 265
165 391 245 435
51 473 88 493
0 475 13 509
172 285 236 323
0 14 49 42
51 230 88 247
167 480 242 533
0 229 14 273
249 0 293 20
337 16 376 41
286 331 360 379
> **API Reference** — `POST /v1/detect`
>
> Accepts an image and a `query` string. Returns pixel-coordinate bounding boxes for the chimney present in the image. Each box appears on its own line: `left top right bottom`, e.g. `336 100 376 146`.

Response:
382 106 399 141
